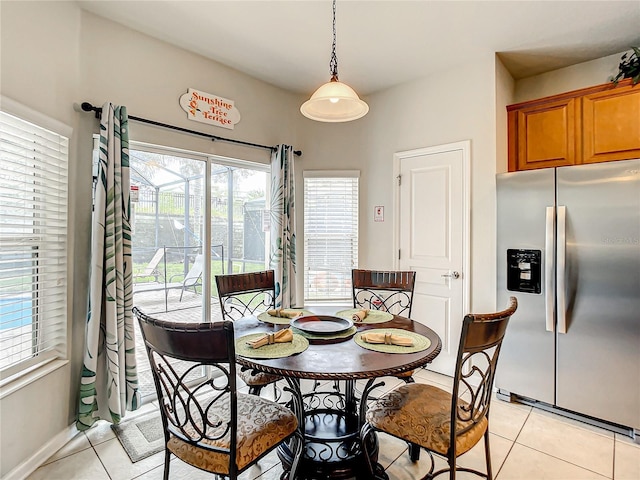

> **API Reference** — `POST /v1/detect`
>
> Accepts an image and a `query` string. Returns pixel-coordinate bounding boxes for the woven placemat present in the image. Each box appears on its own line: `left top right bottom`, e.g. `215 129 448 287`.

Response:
292 325 357 340
236 333 309 359
354 328 431 354
257 309 314 325
335 309 393 324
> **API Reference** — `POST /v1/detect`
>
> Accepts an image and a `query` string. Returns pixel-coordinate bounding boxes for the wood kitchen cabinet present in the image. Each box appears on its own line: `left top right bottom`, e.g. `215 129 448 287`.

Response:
582 82 640 163
508 79 640 172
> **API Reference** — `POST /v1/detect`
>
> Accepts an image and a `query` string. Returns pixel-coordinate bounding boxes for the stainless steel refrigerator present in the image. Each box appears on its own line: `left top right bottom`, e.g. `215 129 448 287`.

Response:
496 159 640 437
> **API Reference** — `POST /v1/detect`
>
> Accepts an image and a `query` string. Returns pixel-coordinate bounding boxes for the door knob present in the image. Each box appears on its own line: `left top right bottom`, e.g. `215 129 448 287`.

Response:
441 271 460 279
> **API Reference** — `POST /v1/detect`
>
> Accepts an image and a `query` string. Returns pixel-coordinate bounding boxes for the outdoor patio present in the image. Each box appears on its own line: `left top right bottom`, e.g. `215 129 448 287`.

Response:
132 289 225 398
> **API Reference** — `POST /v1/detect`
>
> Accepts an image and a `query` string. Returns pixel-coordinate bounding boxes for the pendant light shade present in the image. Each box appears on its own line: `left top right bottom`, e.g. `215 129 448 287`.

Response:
300 0 368 122
300 78 369 122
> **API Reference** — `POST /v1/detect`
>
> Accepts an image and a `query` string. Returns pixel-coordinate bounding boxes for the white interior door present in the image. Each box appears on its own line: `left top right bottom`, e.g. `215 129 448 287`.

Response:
394 141 469 376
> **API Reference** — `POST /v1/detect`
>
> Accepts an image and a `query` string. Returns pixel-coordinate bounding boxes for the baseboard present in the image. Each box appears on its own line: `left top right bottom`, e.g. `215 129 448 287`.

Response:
496 389 638 441
2 424 78 480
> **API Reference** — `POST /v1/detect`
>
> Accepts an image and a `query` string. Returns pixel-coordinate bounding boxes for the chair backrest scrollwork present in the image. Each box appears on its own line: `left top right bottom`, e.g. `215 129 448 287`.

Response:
132 307 239 469
215 270 276 321
352 269 416 317
450 297 518 439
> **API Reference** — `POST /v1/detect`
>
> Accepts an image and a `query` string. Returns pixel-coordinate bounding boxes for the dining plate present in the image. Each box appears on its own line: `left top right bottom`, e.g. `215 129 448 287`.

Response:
290 315 354 335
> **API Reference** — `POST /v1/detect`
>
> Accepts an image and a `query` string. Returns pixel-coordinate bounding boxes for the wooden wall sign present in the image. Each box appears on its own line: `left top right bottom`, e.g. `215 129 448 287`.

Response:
179 88 241 130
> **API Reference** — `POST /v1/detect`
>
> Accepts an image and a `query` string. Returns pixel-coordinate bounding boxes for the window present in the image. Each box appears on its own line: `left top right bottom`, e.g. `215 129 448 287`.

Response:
0 107 69 380
304 171 359 302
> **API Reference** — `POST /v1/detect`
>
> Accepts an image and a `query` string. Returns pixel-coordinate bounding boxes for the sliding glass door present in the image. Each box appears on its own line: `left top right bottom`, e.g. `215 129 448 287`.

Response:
211 163 269 277
129 150 206 317
118 143 269 397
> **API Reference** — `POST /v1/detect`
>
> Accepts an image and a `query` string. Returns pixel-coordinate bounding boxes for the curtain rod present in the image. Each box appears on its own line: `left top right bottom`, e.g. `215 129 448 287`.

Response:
80 102 302 157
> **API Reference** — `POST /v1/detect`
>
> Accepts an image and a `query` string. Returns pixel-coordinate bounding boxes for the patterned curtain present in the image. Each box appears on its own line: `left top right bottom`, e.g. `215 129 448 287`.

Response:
77 103 140 430
269 145 297 308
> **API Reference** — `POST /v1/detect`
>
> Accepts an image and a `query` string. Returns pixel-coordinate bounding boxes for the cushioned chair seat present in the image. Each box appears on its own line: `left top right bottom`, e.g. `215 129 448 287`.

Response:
167 392 298 474
238 367 282 387
366 383 488 457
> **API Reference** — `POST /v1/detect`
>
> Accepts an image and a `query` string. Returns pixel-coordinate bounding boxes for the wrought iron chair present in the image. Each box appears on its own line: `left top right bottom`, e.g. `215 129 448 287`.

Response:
361 297 518 479
353 268 417 382
215 270 283 396
132 307 302 480
352 269 416 316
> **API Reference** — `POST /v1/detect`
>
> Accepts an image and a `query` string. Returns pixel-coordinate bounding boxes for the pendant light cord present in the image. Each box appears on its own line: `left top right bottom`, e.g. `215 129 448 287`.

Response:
329 0 339 81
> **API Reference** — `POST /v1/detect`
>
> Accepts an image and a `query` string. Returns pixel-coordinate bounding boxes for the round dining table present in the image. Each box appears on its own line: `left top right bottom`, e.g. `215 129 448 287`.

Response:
233 312 442 480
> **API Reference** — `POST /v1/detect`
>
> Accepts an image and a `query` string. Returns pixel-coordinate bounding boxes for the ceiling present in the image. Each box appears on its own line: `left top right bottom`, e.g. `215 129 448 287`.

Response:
77 1 640 97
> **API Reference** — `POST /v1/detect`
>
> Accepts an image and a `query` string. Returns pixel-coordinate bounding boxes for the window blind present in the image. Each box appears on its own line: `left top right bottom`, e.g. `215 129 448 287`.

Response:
303 171 359 302
0 110 68 378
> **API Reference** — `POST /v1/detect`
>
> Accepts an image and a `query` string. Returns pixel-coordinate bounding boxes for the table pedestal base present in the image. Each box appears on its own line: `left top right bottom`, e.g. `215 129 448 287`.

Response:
278 409 383 479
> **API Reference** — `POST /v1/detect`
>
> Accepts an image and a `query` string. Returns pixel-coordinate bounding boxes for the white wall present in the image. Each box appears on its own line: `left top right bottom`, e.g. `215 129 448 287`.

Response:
78 10 303 163
0 3 304 477
0 2 81 477
495 56 516 174
357 56 499 312
514 51 625 103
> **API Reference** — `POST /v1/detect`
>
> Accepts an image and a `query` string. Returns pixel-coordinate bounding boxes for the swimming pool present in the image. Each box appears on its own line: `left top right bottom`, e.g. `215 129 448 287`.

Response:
0 295 33 330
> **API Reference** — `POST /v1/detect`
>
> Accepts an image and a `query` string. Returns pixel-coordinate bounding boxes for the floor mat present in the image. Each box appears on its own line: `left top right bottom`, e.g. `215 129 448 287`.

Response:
111 412 164 462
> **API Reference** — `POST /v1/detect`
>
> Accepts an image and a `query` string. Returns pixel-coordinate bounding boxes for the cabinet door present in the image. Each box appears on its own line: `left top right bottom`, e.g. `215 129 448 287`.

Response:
513 97 580 171
582 84 640 163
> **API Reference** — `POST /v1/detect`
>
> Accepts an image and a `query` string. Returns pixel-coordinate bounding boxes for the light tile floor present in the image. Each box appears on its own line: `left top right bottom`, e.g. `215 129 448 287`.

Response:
27 369 640 480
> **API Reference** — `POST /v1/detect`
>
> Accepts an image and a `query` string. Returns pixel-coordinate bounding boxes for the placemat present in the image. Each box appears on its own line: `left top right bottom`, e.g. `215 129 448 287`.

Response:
335 308 393 324
292 325 357 341
257 309 314 325
354 328 431 354
236 333 309 359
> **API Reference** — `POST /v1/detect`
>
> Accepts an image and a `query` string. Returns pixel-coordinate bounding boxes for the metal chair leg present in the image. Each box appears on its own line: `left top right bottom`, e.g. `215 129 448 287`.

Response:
484 428 493 480
408 442 421 461
162 449 171 480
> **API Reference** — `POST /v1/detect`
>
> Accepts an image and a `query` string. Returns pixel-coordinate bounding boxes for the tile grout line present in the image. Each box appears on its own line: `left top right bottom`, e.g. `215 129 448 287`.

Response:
89 440 114 480
508 442 613 479
512 407 617 478
611 438 616 480
493 405 532 479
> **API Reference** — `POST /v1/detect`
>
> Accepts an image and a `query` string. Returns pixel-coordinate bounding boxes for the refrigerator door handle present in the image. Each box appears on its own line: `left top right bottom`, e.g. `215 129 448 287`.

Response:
557 205 567 334
545 206 556 332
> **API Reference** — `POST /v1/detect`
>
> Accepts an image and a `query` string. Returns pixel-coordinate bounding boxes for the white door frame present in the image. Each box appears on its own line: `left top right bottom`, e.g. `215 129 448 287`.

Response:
392 140 471 334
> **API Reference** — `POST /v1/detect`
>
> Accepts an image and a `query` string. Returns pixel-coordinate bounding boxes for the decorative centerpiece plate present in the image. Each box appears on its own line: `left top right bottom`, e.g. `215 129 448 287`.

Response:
290 315 354 335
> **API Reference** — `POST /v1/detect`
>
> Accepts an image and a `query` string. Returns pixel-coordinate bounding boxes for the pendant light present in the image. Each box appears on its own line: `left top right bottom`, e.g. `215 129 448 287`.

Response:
300 0 369 122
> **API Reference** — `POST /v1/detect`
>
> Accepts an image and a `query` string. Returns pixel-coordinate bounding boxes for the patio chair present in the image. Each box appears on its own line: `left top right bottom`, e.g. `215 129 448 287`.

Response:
361 297 518 478
215 270 283 396
133 254 204 312
132 307 302 480
133 248 165 283
168 254 204 301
